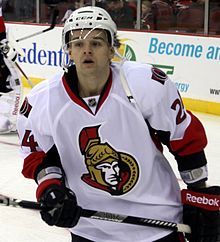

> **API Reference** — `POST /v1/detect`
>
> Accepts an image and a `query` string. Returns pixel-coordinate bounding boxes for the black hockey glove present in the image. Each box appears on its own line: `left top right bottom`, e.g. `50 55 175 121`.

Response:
182 186 220 242
39 184 82 228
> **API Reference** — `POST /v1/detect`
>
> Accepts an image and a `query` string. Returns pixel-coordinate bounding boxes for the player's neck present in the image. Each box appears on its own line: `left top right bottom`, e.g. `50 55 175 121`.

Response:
77 68 110 98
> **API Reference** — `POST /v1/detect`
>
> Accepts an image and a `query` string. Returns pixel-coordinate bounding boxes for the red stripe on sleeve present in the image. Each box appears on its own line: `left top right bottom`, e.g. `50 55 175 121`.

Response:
22 151 46 179
170 111 207 156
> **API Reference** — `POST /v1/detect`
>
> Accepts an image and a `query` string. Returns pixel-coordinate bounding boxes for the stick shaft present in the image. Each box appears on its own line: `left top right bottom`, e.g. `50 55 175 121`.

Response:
0 194 191 233
16 9 59 42
81 209 191 233
0 195 42 210
15 62 34 88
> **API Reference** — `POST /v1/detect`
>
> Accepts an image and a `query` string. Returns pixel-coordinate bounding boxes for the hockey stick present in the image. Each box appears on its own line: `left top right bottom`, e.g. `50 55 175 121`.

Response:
15 9 59 42
0 195 42 210
15 62 34 88
0 194 191 233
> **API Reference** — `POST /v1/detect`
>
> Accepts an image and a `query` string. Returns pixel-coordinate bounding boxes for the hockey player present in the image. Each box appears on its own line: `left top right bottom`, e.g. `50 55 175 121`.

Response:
0 1 22 133
17 6 220 242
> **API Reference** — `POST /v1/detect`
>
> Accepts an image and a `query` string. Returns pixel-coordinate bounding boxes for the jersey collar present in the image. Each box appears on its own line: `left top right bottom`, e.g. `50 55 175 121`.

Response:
62 65 112 115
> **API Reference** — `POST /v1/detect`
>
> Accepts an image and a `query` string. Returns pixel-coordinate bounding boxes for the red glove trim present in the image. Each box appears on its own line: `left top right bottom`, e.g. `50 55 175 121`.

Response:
182 189 220 211
36 178 61 201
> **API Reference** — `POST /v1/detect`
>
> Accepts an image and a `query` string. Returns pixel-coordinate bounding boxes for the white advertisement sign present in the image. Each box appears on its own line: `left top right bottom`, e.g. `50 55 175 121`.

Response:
119 31 220 104
6 23 220 106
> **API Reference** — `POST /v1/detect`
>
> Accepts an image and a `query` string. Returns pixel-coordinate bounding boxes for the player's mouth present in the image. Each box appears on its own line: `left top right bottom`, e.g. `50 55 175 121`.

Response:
83 59 94 65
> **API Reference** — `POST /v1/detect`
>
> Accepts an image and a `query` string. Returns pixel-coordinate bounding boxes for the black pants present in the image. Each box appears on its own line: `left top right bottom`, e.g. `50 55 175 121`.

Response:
71 231 185 242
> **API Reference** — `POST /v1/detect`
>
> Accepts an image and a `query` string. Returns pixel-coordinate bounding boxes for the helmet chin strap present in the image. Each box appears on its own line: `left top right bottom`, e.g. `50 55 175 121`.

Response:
61 51 72 72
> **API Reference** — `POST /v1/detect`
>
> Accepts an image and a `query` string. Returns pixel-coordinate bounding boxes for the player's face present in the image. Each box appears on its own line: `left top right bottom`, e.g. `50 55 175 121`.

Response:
68 29 114 75
96 161 120 187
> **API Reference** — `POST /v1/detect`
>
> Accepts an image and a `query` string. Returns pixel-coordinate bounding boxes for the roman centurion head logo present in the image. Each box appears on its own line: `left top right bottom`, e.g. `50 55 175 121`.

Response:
79 126 139 195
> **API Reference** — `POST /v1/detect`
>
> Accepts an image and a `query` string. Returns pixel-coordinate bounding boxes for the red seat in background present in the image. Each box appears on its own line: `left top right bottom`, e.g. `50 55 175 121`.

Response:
151 0 175 31
176 4 204 33
209 7 220 34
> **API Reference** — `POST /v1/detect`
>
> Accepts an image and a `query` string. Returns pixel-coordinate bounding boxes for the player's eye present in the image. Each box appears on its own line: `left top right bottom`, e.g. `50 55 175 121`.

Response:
72 40 84 48
91 40 102 47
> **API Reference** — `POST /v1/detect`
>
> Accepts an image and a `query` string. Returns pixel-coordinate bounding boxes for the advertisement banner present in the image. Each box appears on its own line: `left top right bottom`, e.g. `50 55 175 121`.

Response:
6 23 220 113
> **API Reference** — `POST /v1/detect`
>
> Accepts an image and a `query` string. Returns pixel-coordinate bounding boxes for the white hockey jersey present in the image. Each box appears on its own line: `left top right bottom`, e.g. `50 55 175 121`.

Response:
17 61 207 242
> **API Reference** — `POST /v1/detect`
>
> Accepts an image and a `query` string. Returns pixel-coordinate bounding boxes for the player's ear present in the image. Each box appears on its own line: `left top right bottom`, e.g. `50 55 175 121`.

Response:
69 49 74 60
109 47 115 60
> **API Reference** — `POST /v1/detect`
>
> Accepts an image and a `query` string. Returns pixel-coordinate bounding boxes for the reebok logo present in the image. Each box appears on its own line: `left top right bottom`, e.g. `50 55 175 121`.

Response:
186 193 219 207
181 189 220 211
12 95 20 115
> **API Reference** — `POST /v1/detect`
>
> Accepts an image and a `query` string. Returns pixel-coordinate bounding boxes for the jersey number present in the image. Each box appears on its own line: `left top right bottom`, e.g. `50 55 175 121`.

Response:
22 130 38 152
171 95 187 125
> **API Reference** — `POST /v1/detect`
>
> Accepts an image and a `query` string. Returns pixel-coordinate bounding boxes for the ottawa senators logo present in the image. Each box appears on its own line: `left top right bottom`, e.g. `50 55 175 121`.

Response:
79 125 139 195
